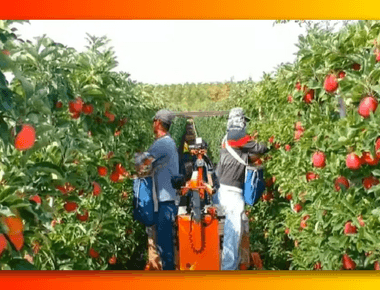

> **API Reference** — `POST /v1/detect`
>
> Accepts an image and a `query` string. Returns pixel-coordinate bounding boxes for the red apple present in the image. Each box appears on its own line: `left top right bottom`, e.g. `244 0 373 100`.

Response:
358 96 378 118
346 153 361 170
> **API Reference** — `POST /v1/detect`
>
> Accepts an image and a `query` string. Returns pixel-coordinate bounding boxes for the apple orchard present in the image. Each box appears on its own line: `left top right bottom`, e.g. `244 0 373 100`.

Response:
2 20 380 270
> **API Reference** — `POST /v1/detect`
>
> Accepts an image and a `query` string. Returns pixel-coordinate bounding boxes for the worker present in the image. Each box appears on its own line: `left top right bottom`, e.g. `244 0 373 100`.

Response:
215 107 268 270
142 109 179 270
180 141 194 182
195 139 218 205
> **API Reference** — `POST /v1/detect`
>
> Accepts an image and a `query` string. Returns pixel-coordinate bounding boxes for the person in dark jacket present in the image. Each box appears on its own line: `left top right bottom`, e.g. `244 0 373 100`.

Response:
215 107 268 270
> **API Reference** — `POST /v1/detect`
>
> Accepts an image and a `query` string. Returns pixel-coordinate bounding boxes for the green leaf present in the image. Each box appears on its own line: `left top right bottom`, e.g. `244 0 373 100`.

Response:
0 52 14 70
81 84 104 97
338 136 347 143
0 205 13 216
371 208 380 216
10 202 31 209
0 186 17 203
363 229 379 244
36 124 54 135
0 70 7 87
13 70 34 99
0 118 9 145
28 162 64 179
372 169 380 177
39 46 57 59
341 198 356 215
9 259 37 270
0 87 13 112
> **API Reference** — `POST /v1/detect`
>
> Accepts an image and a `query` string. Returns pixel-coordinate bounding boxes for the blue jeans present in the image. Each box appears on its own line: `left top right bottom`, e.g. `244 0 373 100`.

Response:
217 184 245 270
155 201 178 270
212 190 220 205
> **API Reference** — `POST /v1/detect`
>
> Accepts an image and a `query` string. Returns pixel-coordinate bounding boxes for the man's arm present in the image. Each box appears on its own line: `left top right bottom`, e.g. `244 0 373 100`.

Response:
147 138 169 168
242 140 269 155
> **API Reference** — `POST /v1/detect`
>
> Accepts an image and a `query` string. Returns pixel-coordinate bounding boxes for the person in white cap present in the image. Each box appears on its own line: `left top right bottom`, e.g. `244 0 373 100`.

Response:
216 107 268 270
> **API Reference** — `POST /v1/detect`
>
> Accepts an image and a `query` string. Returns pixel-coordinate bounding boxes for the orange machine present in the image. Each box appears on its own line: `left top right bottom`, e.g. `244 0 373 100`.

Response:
176 212 219 270
176 143 220 270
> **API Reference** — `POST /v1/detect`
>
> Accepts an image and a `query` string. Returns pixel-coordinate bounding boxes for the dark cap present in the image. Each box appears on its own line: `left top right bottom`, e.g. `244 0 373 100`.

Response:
153 109 174 126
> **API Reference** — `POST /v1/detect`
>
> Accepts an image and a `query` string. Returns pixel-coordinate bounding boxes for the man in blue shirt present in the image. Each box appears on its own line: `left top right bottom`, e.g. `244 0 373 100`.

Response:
146 109 179 270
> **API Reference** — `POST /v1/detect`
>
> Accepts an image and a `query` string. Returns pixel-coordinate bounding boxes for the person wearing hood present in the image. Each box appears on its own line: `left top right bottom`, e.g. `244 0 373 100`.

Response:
215 107 268 270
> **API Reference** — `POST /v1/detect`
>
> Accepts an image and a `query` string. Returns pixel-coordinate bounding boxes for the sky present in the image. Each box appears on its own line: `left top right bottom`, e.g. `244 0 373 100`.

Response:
8 20 345 85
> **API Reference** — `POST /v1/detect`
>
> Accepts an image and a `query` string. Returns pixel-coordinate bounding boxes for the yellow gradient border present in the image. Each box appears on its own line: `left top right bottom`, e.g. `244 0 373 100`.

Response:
1 271 380 289
0 0 378 19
